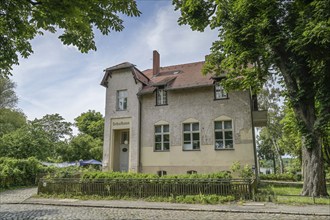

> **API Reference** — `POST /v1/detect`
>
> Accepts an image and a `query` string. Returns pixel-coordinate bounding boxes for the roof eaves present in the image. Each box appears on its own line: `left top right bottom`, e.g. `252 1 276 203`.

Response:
132 67 150 85
166 84 213 91
137 87 156 95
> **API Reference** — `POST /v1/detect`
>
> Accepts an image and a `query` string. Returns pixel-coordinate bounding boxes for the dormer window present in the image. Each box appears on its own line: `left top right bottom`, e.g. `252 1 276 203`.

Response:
156 86 167 106
214 82 228 99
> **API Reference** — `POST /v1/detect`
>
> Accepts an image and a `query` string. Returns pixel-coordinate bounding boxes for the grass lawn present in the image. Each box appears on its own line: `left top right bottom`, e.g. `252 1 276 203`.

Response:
258 185 330 205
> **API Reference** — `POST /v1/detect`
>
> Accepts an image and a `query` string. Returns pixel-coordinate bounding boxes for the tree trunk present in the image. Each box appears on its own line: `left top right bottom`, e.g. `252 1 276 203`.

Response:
272 152 276 174
301 136 328 196
273 45 328 196
278 155 284 174
272 139 284 174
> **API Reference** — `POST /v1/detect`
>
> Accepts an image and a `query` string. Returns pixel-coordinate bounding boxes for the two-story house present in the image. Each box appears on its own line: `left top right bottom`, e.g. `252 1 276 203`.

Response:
101 51 266 175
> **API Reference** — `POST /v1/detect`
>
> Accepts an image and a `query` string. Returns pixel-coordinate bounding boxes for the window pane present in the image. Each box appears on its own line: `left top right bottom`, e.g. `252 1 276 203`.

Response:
163 125 169 132
215 141 223 149
117 90 128 110
163 134 169 142
192 123 199 131
157 90 162 105
216 92 223 99
224 121 232 129
163 142 170 150
157 89 167 105
225 140 233 148
224 131 233 139
155 126 161 133
183 143 192 150
184 133 191 141
118 90 127 98
155 135 161 142
192 133 199 141
215 121 222 130
215 131 223 140
193 141 200 149
183 124 190 131
155 143 162 151
123 98 127 110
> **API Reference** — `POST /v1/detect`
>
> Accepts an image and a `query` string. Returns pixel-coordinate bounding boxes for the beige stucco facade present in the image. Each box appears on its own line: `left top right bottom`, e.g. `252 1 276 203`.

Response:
102 68 142 172
101 58 262 175
140 87 255 174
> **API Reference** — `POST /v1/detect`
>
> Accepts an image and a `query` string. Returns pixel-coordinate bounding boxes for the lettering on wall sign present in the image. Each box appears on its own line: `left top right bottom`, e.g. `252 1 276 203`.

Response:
112 119 131 129
113 121 130 126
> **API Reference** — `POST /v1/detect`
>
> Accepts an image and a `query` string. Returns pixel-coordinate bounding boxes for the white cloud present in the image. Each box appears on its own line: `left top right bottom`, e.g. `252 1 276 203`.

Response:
11 2 219 125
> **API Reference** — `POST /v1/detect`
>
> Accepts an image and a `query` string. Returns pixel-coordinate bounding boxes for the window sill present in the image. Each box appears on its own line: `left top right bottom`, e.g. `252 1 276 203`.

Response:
155 104 168 106
215 148 234 151
182 149 201 151
154 150 170 152
116 109 128 111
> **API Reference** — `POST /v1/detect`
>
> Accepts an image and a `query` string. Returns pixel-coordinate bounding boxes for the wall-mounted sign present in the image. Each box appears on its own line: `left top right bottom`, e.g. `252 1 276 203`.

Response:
111 118 131 129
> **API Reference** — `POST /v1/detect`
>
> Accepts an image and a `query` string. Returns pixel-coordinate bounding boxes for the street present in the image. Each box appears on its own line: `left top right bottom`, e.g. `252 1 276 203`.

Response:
0 187 329 220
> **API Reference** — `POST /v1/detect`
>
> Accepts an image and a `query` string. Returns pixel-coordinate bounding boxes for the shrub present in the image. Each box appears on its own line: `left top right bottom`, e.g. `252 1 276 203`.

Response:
0 157 53 188
80 171 232 181
173 194 235 204
231 161 254 179
259 173 297 181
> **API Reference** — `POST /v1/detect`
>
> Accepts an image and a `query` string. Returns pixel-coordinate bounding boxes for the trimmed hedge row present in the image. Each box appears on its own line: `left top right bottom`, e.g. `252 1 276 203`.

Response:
80 170 232 180
42 168 232 180
259 173 301 181
0 157 54 188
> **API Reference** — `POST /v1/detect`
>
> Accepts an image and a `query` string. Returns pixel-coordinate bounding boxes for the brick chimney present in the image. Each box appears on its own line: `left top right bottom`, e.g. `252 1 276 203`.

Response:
153 50 160 76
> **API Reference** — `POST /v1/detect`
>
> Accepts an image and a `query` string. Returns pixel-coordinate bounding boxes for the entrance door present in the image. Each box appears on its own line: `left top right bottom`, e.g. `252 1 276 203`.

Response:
119 131 129 172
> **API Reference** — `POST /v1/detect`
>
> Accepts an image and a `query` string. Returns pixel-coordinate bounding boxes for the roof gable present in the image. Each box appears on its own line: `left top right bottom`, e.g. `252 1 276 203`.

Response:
101 62 149 87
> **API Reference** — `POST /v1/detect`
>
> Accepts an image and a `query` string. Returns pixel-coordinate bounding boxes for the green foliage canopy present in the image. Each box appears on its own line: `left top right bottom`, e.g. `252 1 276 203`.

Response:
0 124 53 160
31 113 73 142
74 110 104 140
0 108 26 137
173 0 330 196
0 0 141 76
0 76 18 108
65 133 103 161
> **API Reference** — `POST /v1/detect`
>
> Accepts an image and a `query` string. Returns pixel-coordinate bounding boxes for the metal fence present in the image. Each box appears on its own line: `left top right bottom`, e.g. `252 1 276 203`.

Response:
38 178 256 199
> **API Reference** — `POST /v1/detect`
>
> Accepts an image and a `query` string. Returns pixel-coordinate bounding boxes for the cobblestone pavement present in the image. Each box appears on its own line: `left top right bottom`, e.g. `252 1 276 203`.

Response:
0 204 329 220
0 187 37 204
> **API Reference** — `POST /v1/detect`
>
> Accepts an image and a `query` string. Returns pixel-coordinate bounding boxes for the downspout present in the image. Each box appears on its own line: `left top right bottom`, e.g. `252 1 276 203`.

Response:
249 89 259 180
138 94 142 173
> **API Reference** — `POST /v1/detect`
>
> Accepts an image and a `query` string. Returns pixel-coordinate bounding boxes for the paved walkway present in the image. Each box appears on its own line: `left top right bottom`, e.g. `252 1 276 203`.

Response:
0 187 329 219
0 187 37 204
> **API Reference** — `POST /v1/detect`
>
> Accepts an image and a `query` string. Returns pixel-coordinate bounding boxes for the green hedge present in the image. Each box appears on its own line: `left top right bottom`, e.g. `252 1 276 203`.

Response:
0 157 54 188
80 171 232 180
259 173 301 181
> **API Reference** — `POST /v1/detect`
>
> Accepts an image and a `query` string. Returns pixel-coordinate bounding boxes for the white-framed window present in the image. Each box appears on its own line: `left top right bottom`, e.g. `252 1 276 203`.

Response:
187 170 197 174
117 90 127 111
214 120 233 149
156 87 167 105
214 82 227 99
155 124 170 151
183 122 200 150
157 170 167 177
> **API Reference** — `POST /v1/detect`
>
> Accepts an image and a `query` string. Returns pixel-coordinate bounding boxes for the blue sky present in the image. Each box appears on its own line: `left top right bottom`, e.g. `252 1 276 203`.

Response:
11 1 218 124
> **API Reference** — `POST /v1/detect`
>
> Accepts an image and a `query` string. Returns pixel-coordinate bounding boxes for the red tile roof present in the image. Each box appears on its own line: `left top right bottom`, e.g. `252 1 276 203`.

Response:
101 61 217 92
141 61 214 92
